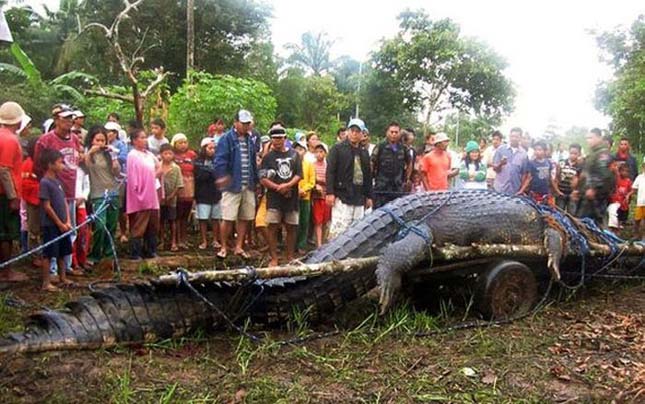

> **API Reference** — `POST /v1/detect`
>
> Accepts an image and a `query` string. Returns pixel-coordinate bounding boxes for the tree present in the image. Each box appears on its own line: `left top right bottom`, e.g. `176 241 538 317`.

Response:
168 72 277 144
367 10 514 129
285 31 334 76
443 112 499 148
594 15 645 152
81 0 168 126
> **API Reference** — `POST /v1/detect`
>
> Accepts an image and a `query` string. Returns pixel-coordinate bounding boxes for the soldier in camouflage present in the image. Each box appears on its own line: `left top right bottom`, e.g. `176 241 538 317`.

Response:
576 128 614 225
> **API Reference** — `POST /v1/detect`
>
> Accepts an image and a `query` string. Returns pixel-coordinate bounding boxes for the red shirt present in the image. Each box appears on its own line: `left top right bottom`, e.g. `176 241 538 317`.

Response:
174 149 197 199
609 176 633 210
421 149 451 191
34 130 82 199
21 157 39 205
0 127 22 198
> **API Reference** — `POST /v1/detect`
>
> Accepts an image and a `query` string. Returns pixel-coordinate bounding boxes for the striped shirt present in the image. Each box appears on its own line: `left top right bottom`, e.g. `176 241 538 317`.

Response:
239 137 250 186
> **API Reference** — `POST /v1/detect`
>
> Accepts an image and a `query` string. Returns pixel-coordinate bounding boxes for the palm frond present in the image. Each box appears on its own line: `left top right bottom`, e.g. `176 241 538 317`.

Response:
50 71 98 86
53 84 85 102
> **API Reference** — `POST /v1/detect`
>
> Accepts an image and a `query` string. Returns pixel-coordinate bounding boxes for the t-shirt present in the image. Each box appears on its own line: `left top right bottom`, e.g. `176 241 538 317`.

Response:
147 135 168 156
528 159 552 196
161 162 184 207
174 149 197 199
261 149 302 212
0 127 23 198
87 153 118 200
493 145 528 195
34 130 81 199
632 174 645 207
39 176 67 228
21 157 38 205
558 159 581 196
313 159 327 199
609 177 633 210
421 149 451 191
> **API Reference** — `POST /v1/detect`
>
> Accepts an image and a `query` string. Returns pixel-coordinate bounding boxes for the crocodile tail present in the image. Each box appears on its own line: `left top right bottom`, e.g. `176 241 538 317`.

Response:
0 283 229 355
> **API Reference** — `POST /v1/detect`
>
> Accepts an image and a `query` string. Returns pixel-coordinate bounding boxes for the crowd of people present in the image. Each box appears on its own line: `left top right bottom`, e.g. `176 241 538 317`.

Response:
0 100 642 292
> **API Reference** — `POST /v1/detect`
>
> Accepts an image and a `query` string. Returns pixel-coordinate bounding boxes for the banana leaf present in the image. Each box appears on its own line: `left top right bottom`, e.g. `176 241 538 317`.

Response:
10 43 42 87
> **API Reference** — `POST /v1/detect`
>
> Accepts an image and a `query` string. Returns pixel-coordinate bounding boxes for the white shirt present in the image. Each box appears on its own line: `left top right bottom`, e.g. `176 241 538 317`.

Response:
632 174 645 206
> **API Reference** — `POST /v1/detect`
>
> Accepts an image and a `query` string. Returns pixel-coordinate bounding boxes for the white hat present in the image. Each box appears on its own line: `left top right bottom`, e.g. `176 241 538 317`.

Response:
0 101 25 125
200 137 214 148
433 132 450 144
18 115 32 134
73 110 85 118
295 139 307 150
171 133 188 147
104 121 121 132
236 109 253 124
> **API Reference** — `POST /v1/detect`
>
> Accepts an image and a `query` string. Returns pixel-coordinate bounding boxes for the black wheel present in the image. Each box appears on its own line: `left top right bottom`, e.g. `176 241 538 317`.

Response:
475 260 538 320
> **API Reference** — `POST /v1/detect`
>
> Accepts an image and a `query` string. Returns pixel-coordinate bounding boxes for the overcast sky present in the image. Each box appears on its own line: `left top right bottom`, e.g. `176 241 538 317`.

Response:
17 0 645 135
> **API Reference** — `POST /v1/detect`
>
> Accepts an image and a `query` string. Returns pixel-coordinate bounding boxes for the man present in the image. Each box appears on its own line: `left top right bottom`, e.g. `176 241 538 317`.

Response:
493 127 529 195
556 143 583 213
0 102 28 282
214 109 258 259
576 128 614 225
521 132 534 159
420 132 457 191
614 137 638 181
326 118 373 239
372 122 410 208
483 130 502 189
34 104 84 276
361 127 376 156
259 125 302 266
335 127 347 143
401 128 417 183
72 110 87 144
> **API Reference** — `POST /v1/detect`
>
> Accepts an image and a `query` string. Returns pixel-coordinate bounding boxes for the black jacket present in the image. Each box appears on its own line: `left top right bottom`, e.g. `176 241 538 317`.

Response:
194 158 222 205
326 140 372 206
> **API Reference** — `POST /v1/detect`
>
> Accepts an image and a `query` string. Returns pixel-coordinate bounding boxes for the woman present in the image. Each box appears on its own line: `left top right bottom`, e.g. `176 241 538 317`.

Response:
126 128 161 259
85 126 122 266
172 133 197 249
459 140 487 190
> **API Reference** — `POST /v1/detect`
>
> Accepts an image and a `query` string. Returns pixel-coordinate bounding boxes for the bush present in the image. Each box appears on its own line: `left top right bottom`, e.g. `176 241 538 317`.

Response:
168 72 277 147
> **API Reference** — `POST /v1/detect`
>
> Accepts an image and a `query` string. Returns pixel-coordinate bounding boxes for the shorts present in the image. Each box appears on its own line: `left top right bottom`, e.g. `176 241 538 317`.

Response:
329 199 364 239
177 199 194 221
255 195 267 228
607 202 621 228
42 226 72 259
196 203 222 220
160 205 177 222
634 206 645 221
221 187 256 221
312 198 331 225
266 208 299 226
0 195 20 241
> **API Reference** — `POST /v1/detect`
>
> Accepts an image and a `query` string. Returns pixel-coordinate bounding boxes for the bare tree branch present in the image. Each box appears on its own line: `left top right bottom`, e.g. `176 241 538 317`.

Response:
84 88 134 103
141 68 169 98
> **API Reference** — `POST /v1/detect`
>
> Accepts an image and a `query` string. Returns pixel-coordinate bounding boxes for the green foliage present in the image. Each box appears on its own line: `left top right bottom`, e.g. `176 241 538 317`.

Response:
365 10 514 130
168 72 277 145
443 112 500 148
595 15 645 152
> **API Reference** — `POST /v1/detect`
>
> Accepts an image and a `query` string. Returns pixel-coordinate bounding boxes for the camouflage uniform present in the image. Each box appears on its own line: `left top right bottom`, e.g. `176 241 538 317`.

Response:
577 144 614 225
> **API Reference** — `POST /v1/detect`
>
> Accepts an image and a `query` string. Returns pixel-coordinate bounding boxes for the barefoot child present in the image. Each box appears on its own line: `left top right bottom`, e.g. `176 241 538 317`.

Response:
39 149 73 291
159 143 183 252
194 137 222 250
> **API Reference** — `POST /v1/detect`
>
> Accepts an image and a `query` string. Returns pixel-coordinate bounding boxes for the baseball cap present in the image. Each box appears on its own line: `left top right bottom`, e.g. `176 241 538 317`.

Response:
200 137 214 148
347 118 366 132
295 132 305 142
0 101 25 125
269 126 287 137
295 139 307 150
104 121 121 132
51 104 75 118
73 110 85 118
236 109 253 124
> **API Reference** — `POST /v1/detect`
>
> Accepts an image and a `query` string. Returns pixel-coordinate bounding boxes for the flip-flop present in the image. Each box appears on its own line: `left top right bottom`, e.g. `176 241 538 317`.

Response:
234 250 250 259
216 250 227 259
42 284 60 292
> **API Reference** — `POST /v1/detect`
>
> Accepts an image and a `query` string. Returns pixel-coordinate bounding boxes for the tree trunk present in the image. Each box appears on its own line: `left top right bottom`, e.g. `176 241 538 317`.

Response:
186 0 195 76
133 86 144 127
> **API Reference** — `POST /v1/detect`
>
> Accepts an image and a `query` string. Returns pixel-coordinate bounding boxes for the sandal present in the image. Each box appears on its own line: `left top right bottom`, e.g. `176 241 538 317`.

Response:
216 250 227 259
198 243 208 250
170 245 179 252
42 284 60 292
67 269 85 277
234 250 250 259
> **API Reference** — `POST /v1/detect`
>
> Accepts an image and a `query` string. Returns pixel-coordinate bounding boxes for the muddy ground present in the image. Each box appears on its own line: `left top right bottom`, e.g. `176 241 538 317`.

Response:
0 246 643 403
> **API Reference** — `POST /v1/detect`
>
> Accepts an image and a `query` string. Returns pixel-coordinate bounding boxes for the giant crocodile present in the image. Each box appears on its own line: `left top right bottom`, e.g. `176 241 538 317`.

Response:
0 189 639 354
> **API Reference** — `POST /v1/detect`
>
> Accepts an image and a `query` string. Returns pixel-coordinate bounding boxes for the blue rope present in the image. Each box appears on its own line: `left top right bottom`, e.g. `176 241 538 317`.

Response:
0 180 124 275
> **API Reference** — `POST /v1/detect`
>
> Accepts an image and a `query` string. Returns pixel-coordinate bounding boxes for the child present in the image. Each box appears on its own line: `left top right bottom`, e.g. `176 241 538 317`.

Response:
519 141 562 205
607 164 633 233
21 137 41 266
39 149 73 292
159 143 184 251
294 140 315 254
458 141 487 189
72 166 90 271
172 133 197 250
631 159 645 240
311 143 331 247
194 137 222 250
410 170 425 193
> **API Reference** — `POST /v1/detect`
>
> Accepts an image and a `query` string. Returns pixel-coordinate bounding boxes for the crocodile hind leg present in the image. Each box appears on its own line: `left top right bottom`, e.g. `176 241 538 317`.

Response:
376 225 432 314
545 228 564 280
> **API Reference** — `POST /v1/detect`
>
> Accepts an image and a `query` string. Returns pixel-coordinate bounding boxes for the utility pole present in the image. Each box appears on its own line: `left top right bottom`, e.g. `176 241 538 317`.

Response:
186 0 195 78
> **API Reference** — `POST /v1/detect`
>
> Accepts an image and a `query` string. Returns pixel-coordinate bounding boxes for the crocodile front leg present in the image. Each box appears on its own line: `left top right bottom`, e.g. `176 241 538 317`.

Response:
376 224 433 314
